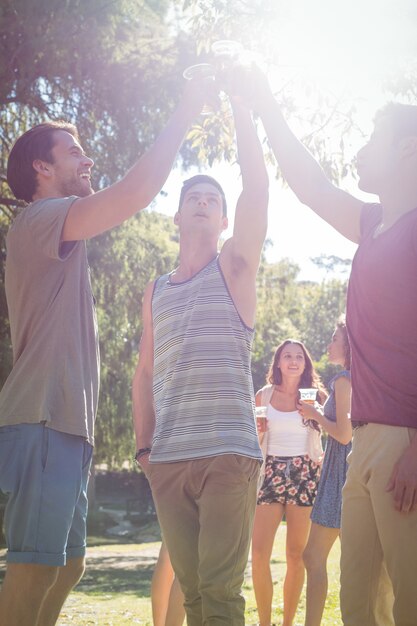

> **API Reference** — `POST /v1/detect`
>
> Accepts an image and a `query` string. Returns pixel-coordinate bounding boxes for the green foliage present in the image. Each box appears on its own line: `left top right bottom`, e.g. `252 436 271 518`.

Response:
0 0 200 218
251 253 348 392
187 106 237 166
252 255 301 390
311 254 352 277
292 278 348 361
180 0 359 181
88 210 178 466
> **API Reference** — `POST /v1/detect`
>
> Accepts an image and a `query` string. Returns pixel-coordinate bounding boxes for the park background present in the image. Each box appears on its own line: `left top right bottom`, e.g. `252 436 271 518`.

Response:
0 0 416 622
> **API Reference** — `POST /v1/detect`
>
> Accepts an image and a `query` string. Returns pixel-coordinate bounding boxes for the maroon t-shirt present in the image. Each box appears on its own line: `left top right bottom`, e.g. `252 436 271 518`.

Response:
347 203 417 427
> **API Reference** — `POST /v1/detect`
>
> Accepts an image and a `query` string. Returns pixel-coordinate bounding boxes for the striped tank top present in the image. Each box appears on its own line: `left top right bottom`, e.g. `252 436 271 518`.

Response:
150 256 262 463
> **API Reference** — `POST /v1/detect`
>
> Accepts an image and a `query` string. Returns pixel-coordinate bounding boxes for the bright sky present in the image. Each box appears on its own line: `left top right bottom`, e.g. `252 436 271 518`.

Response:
151 0 417 281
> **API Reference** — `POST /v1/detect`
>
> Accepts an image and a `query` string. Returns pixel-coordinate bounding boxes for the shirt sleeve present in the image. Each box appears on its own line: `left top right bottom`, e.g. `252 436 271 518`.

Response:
25 196 79 260
331 370 351 391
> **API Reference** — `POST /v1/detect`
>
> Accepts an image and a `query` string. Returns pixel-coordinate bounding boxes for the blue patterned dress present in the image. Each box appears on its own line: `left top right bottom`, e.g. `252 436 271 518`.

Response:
310 370 351 528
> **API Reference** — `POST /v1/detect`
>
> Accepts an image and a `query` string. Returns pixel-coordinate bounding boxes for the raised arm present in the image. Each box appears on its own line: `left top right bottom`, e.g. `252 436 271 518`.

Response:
227 99 269 271
62 80 213 241
219 98 269 327
252 69 363 243
132 281 155 476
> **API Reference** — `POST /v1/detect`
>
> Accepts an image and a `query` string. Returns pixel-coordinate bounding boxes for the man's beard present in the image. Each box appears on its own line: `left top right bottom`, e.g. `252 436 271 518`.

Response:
58 173 94 198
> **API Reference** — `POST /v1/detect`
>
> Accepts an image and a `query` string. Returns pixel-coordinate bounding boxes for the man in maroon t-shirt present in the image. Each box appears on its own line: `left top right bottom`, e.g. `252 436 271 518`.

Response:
233 68 417 625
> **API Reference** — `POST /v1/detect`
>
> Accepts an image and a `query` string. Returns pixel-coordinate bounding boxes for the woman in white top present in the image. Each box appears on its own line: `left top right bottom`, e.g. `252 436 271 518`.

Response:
252 339 327 626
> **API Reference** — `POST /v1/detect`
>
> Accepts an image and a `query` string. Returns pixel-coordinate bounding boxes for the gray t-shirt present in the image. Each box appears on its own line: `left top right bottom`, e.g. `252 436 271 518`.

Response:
0 197 99 444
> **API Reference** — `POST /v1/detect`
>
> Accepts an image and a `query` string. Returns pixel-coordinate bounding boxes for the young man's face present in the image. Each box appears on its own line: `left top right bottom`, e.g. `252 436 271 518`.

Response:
175 182 228 235
47 130 94 198
356 116 398 194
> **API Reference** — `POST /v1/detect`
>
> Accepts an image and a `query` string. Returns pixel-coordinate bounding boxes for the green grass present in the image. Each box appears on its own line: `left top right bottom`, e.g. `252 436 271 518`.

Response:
53 523 342 625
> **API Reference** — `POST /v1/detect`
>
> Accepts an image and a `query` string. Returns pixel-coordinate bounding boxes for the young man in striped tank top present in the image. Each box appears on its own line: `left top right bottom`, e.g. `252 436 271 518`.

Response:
133 96 269 624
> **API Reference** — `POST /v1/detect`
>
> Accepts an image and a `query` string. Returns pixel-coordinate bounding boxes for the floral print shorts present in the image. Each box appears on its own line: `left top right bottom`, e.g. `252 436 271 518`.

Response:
257 454 321 507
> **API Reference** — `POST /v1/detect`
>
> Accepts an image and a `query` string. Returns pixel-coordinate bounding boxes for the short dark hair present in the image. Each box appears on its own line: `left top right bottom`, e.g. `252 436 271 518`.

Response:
7 121 79 203
375 103 417 143
178 174 227 216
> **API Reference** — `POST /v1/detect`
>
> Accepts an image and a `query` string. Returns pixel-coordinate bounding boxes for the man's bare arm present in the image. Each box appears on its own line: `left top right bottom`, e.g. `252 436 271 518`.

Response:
219 99 269 328
253 69 363 243
132 281 155 475
226 99 269 273
62 81 212 241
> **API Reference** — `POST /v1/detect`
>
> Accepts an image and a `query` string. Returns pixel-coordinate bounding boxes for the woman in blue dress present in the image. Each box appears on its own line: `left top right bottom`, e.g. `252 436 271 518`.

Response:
297 318 352 626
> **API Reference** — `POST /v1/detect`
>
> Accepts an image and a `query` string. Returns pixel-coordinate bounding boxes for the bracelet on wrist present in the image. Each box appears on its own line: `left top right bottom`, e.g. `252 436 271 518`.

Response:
135 447 152 462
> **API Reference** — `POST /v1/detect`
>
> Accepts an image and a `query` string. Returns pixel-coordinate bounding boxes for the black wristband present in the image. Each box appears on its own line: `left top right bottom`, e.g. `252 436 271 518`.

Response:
134 447 152 462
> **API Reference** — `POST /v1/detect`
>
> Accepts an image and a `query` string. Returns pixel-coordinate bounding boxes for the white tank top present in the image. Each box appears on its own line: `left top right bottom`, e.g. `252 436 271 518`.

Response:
267 404 309 456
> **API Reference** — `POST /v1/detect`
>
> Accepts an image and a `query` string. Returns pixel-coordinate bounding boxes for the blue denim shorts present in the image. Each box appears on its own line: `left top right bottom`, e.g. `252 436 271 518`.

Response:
0 423 92 566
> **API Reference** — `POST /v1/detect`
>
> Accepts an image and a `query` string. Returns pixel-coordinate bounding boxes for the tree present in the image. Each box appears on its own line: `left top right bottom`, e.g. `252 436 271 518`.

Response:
252 252 300 390
0 0 194 386
89 210 179 466
252 251 348 393
310 255 352 278
293 279 348 361
0 0 200 218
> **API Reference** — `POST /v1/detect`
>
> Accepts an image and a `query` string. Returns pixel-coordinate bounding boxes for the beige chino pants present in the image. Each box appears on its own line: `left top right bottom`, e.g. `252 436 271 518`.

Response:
341 423 417 626
148 454 260 626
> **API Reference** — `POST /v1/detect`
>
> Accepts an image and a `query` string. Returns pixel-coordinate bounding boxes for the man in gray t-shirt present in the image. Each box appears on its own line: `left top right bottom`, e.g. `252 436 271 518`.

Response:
0 79 210 626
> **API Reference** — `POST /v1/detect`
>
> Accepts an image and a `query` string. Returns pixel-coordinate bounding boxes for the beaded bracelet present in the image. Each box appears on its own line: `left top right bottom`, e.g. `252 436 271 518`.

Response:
134 447 152 462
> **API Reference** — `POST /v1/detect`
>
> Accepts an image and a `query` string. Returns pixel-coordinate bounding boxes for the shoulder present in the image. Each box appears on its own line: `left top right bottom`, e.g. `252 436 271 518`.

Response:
256 384 274 403
10 198 72 231
144 279 157 296
332 369 351 383
333 373 351 393
9 197 81 261
143 280 158 308
151 272 170 296
257 384 273 393
28 196 78 217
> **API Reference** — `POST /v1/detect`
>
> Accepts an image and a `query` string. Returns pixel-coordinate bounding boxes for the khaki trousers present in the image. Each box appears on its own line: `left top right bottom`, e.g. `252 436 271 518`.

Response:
148 454 260 626
341 424 417 626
